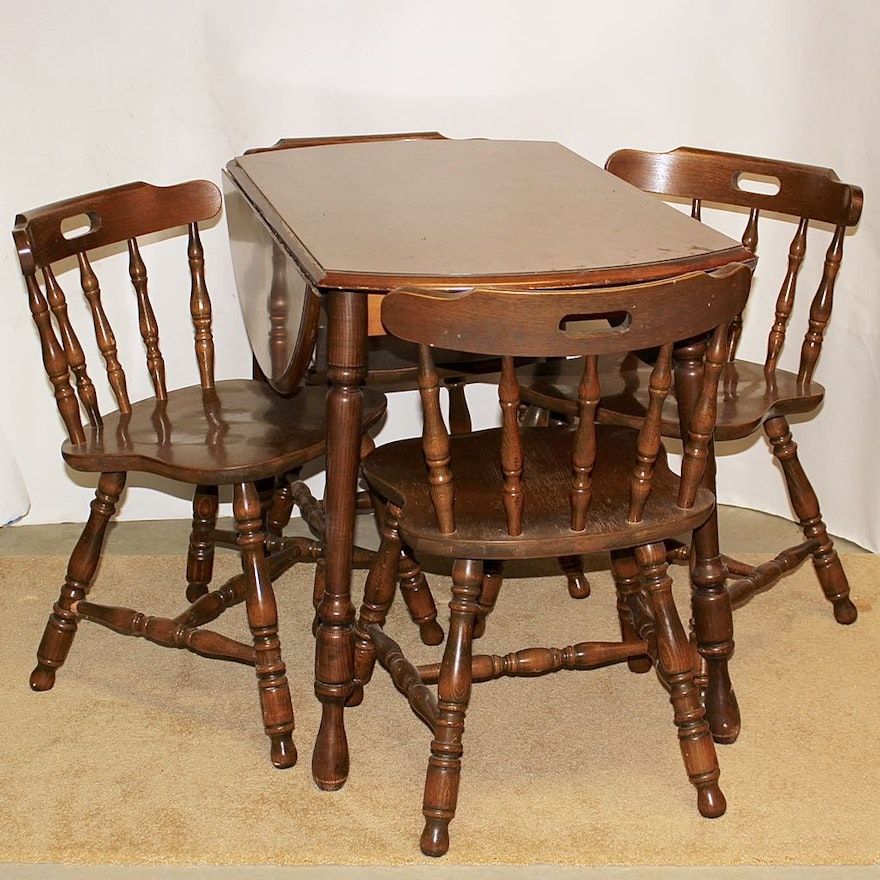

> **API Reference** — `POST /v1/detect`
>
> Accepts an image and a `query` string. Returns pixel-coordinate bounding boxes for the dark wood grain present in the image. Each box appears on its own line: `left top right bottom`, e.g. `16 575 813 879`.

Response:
227 139 749 295
519 145 863 744
223 136 755 797
354 265 752 855
13 179 386 772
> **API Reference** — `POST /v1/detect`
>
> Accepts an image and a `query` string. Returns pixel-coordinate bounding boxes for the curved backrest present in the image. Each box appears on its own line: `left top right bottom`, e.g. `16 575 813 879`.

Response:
12 180 223 444
382 265 753 536
605 146 864 382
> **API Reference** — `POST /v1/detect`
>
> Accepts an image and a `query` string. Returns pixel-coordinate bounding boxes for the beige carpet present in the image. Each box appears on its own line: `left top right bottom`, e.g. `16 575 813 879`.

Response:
1 552 877 867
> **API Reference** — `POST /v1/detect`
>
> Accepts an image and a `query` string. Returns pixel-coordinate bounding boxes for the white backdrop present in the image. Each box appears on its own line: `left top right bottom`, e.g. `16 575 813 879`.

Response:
1 1 878 550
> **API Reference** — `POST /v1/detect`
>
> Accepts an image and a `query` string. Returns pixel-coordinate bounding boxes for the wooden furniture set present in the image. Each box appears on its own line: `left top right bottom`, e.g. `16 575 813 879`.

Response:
14 136 862 857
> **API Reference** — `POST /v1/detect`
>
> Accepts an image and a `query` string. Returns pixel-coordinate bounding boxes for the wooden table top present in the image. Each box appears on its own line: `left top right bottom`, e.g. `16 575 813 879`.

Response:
224 138 750 291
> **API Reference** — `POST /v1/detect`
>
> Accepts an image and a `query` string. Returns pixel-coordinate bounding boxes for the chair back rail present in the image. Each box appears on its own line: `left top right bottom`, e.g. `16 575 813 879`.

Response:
605 147 864 382
12 180 223 444
382 264 752 536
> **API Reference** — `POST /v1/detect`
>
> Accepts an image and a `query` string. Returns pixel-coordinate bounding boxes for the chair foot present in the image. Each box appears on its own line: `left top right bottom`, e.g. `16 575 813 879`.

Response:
832 596 858 625
706 669 741 744
711 724 740 746
558 554 590 599
397 546 445 646
419 620 445 646
29 663 57 691
696 780 727 818
311 700 349 791
808 538 857 624
420 818 451 857
185 583 208 603
270 733 298 769
628 656 654 674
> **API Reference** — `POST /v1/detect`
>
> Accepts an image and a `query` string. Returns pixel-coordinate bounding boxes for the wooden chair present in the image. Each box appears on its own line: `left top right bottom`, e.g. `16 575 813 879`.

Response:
12 179 386 769
521 148 863 738
349 264 753 856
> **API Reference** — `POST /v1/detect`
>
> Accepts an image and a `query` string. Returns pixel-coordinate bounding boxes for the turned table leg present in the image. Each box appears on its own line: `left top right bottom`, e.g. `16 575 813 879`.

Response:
311 289 367 790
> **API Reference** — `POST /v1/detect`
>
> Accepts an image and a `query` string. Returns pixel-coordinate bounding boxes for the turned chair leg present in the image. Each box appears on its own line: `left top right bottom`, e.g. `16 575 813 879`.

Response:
31 471 126 692
690 513 740 745
444 377 472 435
350 502 404 707
472 560 503 639
398 545 444 645
253 475 282 554
635 542 726 819
369 494 444 646
186 484 219 602
609 548 653 674
234 481 296 769
764 416 857 625
265 472 296 545
421 558 482 857
558 554 590 599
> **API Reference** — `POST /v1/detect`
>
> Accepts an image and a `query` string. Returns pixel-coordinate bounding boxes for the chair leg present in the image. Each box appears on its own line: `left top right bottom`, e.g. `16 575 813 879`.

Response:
558 554 590 599
444 377 472 435
398 545 444 645
234 481 296 769
764 416 857 624
690 508 740 745
30 471 126 692
252 475 280 554
519 403 550 427
265 472 295 545
635 542 725 819
421 558 482 857
350 502 404 707
291 477 327 541
186 484 219 601
370 493 443 645
609 548 653 673
472 559 503 639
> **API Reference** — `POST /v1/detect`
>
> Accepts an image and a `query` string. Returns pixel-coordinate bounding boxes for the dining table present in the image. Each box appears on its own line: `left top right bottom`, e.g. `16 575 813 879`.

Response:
221 133 755 791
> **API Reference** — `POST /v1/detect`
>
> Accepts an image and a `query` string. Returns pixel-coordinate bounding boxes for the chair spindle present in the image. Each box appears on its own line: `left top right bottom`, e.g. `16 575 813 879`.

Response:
418 343 455 534
26 272 87 443
188 222 215 391
765 217 808 374
799 224 845 385
499 355 524 536
570 354 599 531
678 324 727 509
128 238 168 400
629 343 673 524
78 250 130 414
